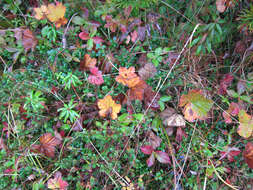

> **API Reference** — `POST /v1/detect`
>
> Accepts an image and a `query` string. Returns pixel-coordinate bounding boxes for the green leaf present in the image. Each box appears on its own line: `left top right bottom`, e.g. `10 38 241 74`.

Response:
160 96 172 102
72 16 86 25
87 39 94 50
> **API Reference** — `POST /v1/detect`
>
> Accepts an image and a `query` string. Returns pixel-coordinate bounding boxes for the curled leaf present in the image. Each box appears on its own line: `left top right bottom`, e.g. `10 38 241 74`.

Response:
97 95 121 119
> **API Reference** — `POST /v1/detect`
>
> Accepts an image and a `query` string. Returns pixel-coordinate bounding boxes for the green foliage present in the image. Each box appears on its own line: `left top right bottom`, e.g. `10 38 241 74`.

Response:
24 90 46 113
58 99 79 123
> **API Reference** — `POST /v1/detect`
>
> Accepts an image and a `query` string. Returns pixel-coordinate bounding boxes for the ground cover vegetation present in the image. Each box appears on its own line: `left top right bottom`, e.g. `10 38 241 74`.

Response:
0 0 252 189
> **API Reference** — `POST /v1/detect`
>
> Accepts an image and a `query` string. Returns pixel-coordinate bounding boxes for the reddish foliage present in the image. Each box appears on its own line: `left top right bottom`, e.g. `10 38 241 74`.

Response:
243 142 253 169
219 73 234 95
88 67 104 85
220 147 241 162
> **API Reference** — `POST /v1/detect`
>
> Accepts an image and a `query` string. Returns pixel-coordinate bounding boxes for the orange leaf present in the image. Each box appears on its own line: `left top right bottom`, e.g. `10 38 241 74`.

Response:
46 2 67 28
243 142 253 169
32 133 61 158
116 67 140 88
80 54 97 71
97 95 121 119
22 29 37 52
34 5 48 20
237 110 253 138
179 89 213 122
127 79 147 101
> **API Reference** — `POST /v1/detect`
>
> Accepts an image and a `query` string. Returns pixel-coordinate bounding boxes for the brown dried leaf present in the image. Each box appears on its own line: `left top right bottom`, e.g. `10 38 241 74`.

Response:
138 63 157 80
22 29 37 52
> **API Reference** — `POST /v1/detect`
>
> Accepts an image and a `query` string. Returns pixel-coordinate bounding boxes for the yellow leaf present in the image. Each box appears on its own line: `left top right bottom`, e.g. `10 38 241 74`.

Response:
237 110 253 138
97 95 121 119
46 2 67 28
116 67 140 88
34 5 48 20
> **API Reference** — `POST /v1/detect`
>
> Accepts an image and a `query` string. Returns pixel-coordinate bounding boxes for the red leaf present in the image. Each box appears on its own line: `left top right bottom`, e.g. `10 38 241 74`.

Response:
140 145 154 155
219 73 233 95
175 127 188 143
79 31 90 40
220 147 241 162
155 151 171 164
147 153 155 167
92 36 104 44
243 142 253 169
88 67 104 85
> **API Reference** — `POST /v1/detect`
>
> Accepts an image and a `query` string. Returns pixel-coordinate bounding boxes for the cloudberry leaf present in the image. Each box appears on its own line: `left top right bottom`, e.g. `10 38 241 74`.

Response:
237 110 253 138
243 142 253 169
116 67 140 88
88 67 104 85
31 133 61 158
179 89 213 122
46 2 68 28
126 79 147 101
97 95 121 119
47 171 68 190
80 54 96 71
34 5 48 20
